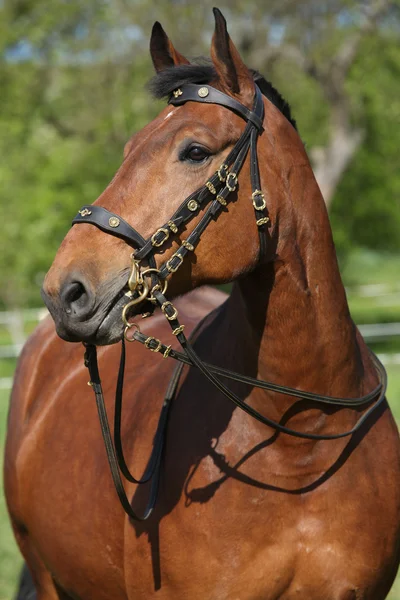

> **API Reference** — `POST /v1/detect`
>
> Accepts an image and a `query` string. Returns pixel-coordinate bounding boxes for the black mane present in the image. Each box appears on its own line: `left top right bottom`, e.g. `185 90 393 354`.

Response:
148 61 297 130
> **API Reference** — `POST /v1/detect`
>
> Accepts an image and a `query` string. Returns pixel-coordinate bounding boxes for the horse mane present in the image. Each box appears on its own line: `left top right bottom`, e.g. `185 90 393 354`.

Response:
148 60 297 131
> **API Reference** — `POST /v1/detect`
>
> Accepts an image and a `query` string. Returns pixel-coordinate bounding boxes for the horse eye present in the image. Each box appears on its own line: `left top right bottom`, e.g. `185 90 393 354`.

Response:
185 145 210 163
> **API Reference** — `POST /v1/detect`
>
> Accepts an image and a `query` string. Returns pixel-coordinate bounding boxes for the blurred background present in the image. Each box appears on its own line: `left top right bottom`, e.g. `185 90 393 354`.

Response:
0 0 399 597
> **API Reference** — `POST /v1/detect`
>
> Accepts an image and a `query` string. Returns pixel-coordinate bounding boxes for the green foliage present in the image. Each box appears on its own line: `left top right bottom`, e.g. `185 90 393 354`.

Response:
331 35 400 258
0 1 399 308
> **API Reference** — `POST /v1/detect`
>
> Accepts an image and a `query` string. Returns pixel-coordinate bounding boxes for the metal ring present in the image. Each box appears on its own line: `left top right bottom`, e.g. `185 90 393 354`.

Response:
123 322 140 342
140 268 168 300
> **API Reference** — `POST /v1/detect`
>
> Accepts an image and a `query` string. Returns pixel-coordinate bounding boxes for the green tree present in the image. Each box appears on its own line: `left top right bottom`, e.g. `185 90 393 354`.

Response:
0 0 399 307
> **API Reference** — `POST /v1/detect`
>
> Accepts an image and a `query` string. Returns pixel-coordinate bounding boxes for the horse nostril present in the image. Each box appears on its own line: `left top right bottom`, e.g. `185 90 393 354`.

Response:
61 280 94 318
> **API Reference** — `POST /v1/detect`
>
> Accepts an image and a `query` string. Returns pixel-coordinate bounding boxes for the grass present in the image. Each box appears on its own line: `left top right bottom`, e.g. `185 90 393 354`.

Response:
0 391 22 600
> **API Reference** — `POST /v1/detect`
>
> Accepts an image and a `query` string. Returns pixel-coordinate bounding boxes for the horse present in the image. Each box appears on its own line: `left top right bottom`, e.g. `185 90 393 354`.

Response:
5 8 400 600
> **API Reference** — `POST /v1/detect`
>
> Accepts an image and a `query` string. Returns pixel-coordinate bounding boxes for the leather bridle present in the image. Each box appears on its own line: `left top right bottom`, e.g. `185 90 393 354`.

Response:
72 83 387 521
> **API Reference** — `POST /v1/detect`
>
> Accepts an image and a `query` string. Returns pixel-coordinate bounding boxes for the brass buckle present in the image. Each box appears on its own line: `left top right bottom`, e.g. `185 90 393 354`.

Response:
252 190 266 210
226 172 238 192
161 301 179 321
166 253 184 274
172 324 185 336
151 227 170 247
144 337 162 353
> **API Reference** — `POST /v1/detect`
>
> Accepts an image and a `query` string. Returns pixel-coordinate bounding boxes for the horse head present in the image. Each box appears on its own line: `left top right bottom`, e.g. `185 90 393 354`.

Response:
42 8 299 345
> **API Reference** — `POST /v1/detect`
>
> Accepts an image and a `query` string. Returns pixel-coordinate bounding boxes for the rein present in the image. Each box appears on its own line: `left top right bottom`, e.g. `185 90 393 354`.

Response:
74 83 387 521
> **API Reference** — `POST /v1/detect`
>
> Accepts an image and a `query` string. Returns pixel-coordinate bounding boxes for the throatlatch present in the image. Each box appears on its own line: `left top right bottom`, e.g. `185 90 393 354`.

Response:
75 83 387 521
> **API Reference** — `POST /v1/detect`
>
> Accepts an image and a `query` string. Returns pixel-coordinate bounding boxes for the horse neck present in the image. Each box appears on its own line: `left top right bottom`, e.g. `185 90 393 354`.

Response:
224 129 377 437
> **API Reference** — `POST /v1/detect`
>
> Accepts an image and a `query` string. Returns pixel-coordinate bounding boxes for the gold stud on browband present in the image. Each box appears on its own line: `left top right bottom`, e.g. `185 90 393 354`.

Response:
187 199 198 212
78 208 92 217
198 87 209 98
173 89 183 98
109 217 120 228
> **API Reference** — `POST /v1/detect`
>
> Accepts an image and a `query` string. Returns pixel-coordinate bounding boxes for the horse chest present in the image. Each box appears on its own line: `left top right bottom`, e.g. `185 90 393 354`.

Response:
9 351 400 600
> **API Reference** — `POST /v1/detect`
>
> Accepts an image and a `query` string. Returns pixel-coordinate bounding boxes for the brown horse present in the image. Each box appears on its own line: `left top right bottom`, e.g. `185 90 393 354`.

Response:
5 9 400 600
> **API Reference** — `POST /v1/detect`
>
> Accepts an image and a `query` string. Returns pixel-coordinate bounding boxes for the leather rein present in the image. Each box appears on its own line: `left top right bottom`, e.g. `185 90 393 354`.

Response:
72 83 387 521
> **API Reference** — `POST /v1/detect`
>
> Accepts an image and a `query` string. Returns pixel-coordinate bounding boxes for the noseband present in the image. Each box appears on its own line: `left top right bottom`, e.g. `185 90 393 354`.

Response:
72 83 387 521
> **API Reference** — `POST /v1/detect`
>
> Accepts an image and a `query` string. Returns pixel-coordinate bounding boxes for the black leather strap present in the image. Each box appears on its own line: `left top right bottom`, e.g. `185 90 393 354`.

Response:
84 343 160 521
145 291 387 442
72 205 148 249
132 330 384 408
83 317 207 521
169 84 264 131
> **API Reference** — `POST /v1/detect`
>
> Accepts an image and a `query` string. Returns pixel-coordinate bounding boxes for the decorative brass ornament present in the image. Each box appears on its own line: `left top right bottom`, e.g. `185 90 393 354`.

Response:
167 220 178 233
127 256 141 294
172 324 185 336
206 181 217 195
182 240 194 251
173 89 183 98
252 189 266 211
163 345 172 359
216 195 227 206
187 199 198 212
109 216 120 228
198 87 209 98
256 217 270 227
78 208 92 217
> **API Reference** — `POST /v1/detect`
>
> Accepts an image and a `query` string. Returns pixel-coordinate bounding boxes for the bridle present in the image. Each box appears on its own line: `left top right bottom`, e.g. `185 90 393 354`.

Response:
72 82 387 521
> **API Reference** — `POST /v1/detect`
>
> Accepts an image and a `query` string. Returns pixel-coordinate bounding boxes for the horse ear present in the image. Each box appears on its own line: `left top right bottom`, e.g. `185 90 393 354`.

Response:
210 8 254 104
150 22 190 72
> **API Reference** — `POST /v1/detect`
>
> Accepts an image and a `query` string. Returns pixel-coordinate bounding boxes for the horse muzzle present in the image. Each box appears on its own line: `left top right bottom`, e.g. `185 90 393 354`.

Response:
41 273 128 345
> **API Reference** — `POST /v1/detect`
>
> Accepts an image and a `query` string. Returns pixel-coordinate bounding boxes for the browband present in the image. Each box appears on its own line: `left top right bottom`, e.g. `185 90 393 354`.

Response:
168 83 264 131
